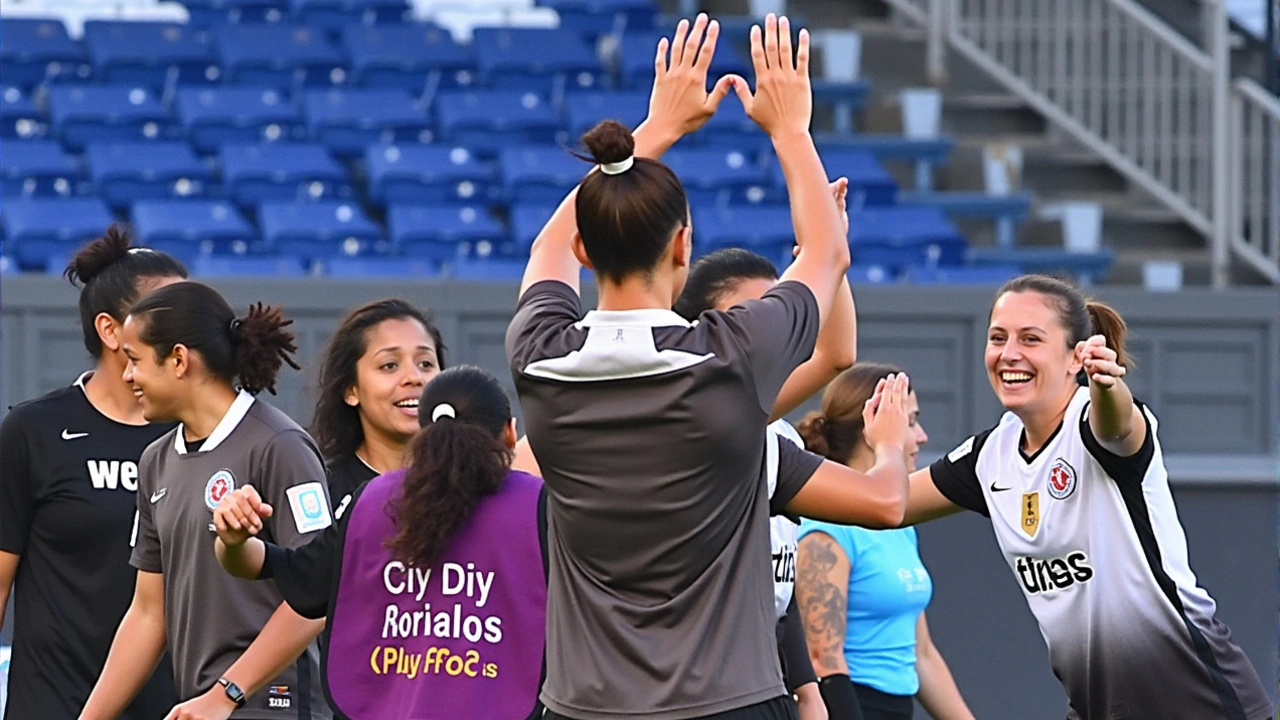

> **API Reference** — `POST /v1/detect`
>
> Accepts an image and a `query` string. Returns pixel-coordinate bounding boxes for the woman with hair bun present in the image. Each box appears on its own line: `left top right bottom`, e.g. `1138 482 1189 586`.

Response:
795 363 973 720
81 282 332 720
209 365 549 720
0 225 186 720
903 274 1273 719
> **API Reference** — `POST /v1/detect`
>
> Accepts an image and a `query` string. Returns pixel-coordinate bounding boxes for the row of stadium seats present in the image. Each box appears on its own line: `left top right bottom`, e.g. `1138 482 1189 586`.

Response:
1 20 756 94
2 140 897 208
2 87 787 153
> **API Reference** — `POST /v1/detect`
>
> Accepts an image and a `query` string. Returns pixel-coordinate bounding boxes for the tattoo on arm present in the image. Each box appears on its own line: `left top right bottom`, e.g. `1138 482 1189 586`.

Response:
796 533 849 677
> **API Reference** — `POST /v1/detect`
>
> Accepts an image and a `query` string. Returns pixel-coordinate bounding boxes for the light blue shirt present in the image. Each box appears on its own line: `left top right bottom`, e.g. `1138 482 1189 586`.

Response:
797 522 931 696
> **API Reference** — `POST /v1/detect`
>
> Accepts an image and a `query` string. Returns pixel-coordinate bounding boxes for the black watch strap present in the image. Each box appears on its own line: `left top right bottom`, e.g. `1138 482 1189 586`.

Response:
217 677 247 709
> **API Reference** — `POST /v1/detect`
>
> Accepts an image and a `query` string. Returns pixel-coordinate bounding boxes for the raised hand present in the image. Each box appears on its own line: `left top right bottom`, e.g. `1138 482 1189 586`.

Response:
793 177 850 258
1077 334 1126 388
729 14 813 139
646 13 737 139
212 485 273 547
863 373 912 453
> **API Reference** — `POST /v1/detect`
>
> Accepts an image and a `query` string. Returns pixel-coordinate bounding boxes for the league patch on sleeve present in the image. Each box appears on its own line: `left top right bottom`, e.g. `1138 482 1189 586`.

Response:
286 482 333 534
947 435 975 463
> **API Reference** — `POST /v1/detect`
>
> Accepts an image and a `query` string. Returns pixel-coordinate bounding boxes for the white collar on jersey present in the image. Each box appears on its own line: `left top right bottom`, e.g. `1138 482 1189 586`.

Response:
174 390 255 455
576 308 692 329
73 371 93 390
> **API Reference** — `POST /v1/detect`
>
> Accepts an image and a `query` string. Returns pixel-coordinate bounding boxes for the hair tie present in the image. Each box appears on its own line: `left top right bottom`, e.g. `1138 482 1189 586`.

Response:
228 318 243 339
599 156 634 175
431 403 457 422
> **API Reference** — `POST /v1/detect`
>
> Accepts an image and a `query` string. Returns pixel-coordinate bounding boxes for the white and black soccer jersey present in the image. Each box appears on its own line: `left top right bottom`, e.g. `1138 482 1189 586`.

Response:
0 374 179 720
930 387 1273 720
507 279 825 719
766 419 804 620
132 391 334 719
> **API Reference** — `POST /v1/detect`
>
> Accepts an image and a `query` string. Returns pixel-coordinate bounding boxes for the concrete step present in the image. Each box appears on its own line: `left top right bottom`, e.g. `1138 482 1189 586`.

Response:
1109 248 1214 286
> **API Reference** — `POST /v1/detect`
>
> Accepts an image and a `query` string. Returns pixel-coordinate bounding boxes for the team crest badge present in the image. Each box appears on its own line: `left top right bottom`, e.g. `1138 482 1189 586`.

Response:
205 470 236 510
1047 458 1078 500
1021 492 1040 537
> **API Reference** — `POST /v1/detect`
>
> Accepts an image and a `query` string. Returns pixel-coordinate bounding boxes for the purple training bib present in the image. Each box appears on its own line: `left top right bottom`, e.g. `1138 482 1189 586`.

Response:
326 468 547 719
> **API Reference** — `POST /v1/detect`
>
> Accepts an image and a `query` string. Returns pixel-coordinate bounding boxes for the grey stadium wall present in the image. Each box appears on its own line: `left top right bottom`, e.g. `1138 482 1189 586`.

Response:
2 275 1277 718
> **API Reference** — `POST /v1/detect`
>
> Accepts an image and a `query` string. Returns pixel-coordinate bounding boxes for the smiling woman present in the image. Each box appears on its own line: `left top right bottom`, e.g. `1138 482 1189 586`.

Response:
309 299 448 510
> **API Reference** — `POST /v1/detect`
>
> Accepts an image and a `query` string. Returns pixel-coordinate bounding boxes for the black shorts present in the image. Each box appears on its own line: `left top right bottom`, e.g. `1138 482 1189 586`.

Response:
853 681 914 720
542 696 799 720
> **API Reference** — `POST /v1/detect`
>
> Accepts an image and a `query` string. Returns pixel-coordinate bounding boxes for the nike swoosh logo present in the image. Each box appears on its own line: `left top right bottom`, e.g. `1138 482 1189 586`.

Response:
150 489 167 503
61 430 88 440
990 482 1012 492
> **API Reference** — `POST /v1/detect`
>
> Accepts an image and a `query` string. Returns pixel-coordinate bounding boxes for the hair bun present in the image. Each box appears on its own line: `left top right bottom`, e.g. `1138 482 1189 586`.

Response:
581 119 636 167
64 224 133 287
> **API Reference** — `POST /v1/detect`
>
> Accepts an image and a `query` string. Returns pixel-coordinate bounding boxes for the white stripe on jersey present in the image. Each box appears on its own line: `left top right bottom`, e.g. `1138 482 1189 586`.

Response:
767 420 804 619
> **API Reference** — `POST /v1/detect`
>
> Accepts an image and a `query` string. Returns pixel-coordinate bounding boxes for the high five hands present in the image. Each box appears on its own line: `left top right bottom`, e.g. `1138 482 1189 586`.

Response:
646 12 812 142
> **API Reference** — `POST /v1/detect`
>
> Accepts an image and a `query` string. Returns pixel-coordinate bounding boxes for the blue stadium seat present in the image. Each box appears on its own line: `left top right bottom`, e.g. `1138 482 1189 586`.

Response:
290 0 409 29
177 87 306 154
1 86 48 139
325 256 439 278
770 150 897 206
214 25 348 90
220 144 351 207
473 28 607 94
364 143 493 206
691 97 763 149
47 85 177 150
499 146 589 204
662 148 771 206
846 264 897 284
87 142 213 208
617 30 750 89
435 91 562 154
815 134 955 192
341 23 476 92
508 204 555 252
1 141 79 198
192 254 310 277
131 200 257 256
304 88 431 157
258 201 382 258
83 21 218 90
537 0 659 36
847 207 966 269
389 205 505 261
906 264 1022 285
1 198 115 269
181 0 290 27
563 91 649 139
694 206 796 255
450 257 529 281
0 19 91 88
0 255 16 275
896 191 1033 248
966 247 1114 286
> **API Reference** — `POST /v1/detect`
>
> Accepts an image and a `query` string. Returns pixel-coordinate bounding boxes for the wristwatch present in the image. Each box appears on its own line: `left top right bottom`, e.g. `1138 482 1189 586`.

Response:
216 677 247 709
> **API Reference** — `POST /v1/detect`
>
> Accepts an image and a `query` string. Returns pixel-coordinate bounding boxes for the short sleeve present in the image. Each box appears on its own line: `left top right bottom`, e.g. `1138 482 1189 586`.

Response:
0 411 34 554
1079 399 1156 486
130 442 164 572
505 280 583 375
257 430 333 550
719 281 820 415
928 430 994 517
770 436 824 515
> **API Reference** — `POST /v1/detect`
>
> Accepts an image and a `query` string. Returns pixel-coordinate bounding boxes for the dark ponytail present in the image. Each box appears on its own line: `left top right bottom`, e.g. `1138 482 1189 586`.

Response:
386 366 514 569
573 120 689 284
992 274 1134 385
797 362 904 462
128 282 299 396
65 224 187 358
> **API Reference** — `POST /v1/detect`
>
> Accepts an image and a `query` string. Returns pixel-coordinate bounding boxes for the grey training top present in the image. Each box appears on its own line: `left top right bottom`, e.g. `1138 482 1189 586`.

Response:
132 392 333 719
507 280 824 720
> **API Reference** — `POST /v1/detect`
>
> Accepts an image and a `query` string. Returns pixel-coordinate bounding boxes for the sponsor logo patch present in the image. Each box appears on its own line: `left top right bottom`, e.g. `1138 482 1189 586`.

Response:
947 435 975 463
205 470 235 510
286 482 332 534
1020 492 1040 537
1015 551 1094 594
267 685 291 709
